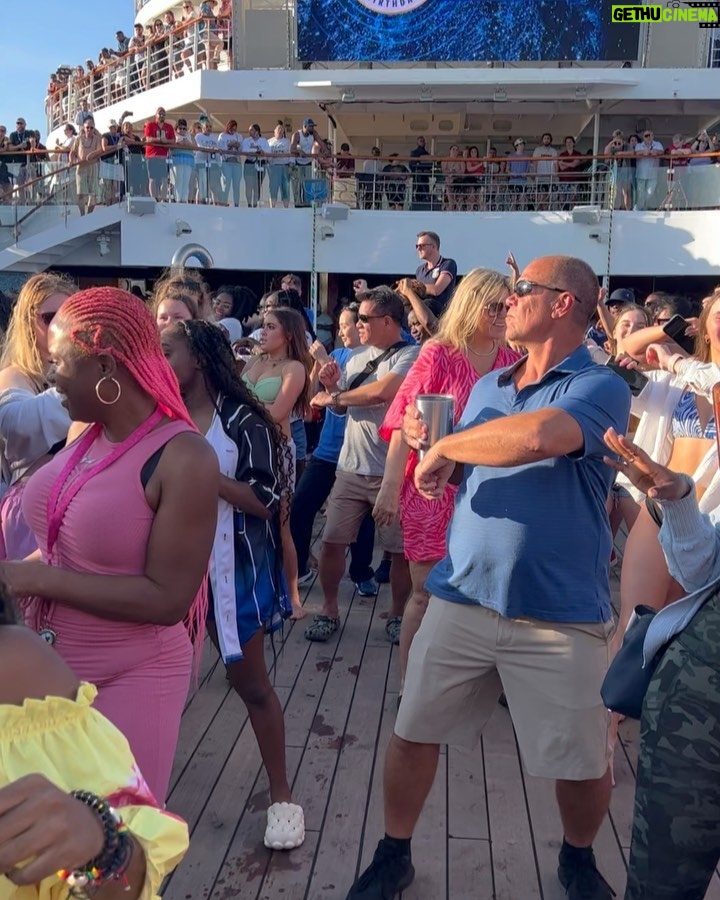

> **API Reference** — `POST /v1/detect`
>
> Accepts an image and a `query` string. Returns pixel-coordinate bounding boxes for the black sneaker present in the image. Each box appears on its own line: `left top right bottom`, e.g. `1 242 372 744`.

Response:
345 838 414 899
558 844 615 899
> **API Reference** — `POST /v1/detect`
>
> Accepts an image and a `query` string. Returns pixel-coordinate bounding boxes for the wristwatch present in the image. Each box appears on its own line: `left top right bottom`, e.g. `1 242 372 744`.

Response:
330 390 343 407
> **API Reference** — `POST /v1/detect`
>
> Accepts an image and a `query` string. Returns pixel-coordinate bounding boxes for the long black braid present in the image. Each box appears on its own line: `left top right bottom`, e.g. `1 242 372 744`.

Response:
176 320 294 504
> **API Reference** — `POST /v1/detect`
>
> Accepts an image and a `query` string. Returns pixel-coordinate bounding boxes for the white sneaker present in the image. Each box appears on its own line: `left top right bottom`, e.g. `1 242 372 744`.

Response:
264 802 305 850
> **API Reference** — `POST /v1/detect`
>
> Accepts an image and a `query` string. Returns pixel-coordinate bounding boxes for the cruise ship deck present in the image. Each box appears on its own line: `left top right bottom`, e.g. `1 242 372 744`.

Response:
161 529 720 900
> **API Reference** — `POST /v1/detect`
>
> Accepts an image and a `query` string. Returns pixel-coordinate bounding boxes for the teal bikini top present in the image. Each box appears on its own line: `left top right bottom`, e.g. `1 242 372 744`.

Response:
242 373 282 403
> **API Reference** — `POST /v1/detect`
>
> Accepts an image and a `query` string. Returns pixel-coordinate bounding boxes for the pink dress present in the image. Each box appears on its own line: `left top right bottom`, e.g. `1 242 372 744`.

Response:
22 418 194 803
380 342 521 562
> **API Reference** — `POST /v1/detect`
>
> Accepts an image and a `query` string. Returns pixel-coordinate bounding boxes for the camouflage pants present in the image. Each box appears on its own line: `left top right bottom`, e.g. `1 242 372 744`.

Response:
625 591 720 899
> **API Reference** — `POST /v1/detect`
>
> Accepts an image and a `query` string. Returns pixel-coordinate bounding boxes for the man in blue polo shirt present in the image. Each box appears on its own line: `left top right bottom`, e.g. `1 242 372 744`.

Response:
346 256 631 900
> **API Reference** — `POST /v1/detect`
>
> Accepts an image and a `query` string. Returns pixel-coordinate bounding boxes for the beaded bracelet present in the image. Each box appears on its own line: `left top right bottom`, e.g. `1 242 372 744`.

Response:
57 791 134 899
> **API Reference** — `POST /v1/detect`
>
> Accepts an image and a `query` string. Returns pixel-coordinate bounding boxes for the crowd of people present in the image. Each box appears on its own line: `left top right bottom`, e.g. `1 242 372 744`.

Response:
45 1 232 130
1 234 720 899
2 113 719 213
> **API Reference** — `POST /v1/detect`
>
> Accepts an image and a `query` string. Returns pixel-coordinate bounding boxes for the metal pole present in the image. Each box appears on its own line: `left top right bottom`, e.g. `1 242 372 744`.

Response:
310 202 318 323
590 110 600 206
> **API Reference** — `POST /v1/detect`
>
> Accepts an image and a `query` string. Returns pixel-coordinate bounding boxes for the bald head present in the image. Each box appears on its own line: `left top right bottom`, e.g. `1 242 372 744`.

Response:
537 255 599 328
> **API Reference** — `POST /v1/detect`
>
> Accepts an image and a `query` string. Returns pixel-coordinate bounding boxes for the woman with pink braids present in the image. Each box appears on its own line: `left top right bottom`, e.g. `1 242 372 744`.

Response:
0 287 218 803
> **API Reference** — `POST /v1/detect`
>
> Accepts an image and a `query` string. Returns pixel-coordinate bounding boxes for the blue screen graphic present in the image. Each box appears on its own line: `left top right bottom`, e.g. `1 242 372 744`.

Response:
297 0 639 62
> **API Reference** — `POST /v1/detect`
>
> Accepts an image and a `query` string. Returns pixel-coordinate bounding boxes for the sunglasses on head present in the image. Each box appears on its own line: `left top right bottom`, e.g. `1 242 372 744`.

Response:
514 279 572 298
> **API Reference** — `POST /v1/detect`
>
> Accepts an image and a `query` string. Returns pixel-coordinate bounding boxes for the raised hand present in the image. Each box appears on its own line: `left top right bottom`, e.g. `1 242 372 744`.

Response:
603 428 691 501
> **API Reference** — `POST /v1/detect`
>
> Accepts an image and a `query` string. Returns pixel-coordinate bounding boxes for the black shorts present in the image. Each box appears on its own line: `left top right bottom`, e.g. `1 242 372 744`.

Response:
645 497 664 528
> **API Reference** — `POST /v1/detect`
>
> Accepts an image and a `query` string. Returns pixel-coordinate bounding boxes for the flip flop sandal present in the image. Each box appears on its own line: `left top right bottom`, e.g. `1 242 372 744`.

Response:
385 616 402 645
304 614 340 642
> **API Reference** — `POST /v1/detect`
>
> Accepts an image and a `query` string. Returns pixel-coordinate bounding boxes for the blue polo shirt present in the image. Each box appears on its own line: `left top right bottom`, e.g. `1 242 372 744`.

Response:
425 345 631 624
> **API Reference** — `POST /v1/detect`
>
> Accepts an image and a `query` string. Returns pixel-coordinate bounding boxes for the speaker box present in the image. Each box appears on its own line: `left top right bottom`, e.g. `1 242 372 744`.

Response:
126 196 156 216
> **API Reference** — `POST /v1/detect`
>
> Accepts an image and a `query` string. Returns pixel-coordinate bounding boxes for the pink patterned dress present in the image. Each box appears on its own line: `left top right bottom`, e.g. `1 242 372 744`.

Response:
380 342 521 562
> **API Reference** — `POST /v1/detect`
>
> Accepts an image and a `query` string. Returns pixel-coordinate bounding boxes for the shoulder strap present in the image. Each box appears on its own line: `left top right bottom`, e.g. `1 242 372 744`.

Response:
347 342 408 392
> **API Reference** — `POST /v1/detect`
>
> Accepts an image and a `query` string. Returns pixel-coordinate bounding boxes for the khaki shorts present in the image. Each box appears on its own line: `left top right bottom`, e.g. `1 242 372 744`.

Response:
76 165 99 196
323 470 404 554
396 596 613 781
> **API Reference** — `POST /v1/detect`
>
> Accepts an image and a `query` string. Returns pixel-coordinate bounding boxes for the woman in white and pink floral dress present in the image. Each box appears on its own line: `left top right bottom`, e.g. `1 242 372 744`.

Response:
375 268 521 688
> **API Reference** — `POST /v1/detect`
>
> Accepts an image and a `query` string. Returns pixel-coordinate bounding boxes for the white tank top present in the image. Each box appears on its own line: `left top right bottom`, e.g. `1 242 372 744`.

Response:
295 131 314 165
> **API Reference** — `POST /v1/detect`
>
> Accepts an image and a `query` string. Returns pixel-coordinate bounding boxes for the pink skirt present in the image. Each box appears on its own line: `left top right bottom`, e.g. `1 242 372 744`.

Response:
399 476 457 564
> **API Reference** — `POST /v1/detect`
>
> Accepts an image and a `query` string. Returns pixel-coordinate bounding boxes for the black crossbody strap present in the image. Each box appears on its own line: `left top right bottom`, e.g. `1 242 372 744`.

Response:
346 342 408 392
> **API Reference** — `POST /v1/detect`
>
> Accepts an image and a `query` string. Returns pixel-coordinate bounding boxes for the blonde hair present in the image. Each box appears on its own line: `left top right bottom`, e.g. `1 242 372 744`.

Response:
152 268 209 319
0 273 76 388
695 293 720 364
433 267 511 353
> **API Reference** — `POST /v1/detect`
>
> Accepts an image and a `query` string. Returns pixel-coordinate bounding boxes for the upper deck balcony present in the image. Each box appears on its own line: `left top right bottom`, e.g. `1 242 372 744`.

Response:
46 0 719 137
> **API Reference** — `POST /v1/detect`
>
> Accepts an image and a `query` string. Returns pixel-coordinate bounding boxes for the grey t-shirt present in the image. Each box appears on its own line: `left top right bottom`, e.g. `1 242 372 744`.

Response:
338 343 419 476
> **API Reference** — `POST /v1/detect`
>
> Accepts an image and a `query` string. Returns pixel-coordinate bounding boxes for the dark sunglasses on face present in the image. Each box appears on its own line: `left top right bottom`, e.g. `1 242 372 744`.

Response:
357 313 388 323
513 279 572 298
484 301 508 317
37 311 57 326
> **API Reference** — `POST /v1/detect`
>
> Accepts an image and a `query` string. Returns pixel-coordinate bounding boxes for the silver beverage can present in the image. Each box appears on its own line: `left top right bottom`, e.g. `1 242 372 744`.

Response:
416 394 455 459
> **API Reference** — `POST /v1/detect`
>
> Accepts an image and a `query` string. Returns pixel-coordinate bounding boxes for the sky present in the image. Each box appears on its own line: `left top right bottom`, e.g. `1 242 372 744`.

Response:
0 0 129 140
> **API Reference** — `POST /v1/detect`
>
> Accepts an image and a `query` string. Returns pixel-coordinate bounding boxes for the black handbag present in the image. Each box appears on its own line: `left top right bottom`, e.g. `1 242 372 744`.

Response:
600 605 662 720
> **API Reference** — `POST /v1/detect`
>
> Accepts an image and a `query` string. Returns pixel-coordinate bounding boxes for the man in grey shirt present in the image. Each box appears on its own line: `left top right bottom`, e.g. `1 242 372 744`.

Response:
305 287 419 644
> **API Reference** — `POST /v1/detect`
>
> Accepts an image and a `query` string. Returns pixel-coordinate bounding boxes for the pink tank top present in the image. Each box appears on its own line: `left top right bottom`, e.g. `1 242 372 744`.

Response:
23 418 191 574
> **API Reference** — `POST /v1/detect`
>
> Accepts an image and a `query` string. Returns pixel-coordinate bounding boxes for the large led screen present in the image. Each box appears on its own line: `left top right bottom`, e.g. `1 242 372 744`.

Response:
297 0 640 62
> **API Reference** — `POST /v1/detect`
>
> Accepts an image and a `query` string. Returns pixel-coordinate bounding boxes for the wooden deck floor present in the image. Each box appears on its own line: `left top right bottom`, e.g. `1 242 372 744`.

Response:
163 540 720 900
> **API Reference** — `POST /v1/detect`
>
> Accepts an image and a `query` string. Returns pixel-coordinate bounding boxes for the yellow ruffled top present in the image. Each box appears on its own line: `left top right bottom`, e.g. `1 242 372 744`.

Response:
0 683 189 900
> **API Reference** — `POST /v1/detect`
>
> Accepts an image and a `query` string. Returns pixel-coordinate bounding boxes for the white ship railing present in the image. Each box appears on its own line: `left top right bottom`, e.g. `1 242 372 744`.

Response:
2 150 719 249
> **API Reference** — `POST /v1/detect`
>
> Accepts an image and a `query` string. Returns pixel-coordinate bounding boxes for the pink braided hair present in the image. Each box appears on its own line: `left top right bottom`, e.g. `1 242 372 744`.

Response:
53 286 207 650
58 286 193 427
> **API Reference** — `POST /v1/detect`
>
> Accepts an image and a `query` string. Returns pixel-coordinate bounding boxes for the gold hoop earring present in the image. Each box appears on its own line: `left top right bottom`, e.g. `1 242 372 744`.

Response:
95 376 122 405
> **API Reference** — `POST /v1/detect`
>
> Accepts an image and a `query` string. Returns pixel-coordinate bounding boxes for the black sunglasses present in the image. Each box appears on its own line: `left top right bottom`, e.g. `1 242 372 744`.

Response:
514 279 573 298
37 311 57 326
357 313 389 323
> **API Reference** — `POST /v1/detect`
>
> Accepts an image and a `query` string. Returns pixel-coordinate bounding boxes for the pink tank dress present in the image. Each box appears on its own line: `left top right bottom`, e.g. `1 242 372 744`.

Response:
22 417 194 803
